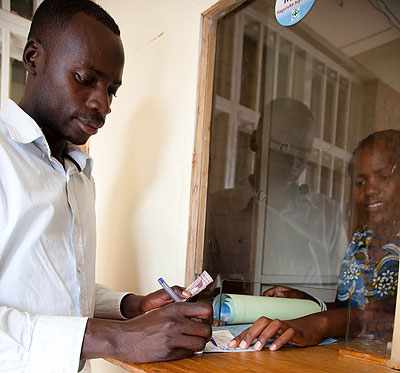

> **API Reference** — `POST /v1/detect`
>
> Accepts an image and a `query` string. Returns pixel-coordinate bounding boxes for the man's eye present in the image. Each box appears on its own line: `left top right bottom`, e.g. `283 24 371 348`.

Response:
109 90 118 98
76 73 93 86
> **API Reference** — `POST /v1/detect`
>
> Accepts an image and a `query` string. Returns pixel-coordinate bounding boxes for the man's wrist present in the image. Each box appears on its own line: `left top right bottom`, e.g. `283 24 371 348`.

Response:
81 318 119 360
120 294 145 319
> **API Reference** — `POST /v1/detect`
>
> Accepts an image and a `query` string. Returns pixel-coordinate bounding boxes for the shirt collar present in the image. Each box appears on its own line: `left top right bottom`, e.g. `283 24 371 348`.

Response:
1 99 43 144
64 143 93 177
1 99 93 176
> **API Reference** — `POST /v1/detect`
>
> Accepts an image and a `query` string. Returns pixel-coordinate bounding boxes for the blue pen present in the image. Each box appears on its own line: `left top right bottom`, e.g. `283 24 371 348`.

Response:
158 277 217 347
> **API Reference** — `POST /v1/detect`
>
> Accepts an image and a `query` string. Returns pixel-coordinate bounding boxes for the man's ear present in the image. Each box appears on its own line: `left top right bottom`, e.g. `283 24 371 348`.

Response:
23 38 44 75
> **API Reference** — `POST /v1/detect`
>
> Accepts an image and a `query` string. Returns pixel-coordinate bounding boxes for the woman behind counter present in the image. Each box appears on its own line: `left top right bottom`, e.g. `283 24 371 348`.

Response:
228 129 400 351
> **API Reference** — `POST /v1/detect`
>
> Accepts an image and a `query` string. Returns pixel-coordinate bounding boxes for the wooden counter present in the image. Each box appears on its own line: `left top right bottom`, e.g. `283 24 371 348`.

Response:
107 342 395 372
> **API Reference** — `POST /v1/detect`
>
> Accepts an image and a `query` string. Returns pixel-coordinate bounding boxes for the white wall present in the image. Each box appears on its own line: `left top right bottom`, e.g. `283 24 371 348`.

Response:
90 1 218 371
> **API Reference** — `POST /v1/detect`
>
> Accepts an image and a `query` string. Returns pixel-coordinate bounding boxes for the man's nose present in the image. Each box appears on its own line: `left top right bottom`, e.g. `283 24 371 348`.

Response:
87 87 111 116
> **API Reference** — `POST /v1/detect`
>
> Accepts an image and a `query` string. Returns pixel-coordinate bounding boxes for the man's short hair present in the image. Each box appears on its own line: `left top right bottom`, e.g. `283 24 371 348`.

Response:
28 0 120 49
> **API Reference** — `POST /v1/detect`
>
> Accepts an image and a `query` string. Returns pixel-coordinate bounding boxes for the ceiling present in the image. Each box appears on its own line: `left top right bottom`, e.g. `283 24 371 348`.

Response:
303 0 400 56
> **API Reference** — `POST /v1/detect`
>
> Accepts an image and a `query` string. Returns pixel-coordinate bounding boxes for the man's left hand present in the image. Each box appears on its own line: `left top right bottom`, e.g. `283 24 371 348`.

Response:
121 287 191 318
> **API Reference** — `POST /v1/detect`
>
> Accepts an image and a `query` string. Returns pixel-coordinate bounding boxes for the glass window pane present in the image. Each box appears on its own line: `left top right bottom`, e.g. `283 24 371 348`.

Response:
323 69 337 143
235 123 255 188
9 58 26 103
292 48 306 101
202 2 400 356
208 111 230 194
276 37 290 98
259 29 275 111
305 148 321 193
239 17 260 109
347 81 361 153
310 60 324 138
0 52 2 102
215 14 235 99
320 152 332 197
332 157 343 205
11 0 33 20
335 77 349 148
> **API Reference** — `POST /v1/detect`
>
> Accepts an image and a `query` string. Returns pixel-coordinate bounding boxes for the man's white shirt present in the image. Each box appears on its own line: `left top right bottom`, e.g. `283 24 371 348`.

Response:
0 99 128 372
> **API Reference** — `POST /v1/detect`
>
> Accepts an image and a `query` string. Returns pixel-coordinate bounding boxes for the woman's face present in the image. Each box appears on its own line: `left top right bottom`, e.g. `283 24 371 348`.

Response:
353 141 400 226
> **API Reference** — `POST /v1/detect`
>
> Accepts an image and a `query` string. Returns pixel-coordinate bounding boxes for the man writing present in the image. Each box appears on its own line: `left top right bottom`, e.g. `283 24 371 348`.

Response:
0 0 212 371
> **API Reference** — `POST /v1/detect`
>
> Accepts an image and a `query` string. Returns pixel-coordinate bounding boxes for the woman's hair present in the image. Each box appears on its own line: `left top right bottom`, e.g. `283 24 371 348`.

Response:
348 129 400 178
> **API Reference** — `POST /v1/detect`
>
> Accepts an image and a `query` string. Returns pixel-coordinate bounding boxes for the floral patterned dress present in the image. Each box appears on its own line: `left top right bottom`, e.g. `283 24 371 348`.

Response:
337 227 399 306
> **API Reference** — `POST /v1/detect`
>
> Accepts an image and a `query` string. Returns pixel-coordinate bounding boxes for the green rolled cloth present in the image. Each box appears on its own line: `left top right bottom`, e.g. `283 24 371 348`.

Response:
213 293 321 324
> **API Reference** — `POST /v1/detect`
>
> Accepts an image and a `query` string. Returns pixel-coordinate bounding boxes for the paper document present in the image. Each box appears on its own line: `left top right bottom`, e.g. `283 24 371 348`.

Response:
213 294 321 324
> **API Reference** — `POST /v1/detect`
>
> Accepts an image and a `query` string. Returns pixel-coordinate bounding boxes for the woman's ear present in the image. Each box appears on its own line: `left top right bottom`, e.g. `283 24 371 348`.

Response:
23 39 43 75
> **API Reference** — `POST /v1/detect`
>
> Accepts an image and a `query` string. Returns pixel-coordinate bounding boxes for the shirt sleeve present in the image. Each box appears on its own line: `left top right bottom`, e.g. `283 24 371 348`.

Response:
94 283 132 320
0 305 87 372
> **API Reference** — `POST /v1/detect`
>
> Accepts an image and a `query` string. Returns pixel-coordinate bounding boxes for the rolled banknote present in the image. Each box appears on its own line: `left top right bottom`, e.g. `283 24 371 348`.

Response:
185 270 213 297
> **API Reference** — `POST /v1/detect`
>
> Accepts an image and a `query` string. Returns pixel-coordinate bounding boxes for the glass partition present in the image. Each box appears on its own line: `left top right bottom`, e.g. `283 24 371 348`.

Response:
200 0 400 362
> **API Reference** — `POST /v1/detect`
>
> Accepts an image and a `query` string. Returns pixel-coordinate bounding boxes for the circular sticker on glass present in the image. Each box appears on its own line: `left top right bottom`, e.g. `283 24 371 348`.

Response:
275 0 316 26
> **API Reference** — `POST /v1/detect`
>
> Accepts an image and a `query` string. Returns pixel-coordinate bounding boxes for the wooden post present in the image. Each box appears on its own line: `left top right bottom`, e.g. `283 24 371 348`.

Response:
185 0 248 286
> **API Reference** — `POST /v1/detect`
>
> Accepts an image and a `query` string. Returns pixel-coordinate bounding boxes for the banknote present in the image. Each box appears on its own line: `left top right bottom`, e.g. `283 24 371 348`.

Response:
185 270 213 297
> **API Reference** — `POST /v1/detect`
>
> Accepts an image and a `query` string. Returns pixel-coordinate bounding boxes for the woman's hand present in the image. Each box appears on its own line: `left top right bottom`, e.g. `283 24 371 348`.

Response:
227 313 329 351
263 285 309 299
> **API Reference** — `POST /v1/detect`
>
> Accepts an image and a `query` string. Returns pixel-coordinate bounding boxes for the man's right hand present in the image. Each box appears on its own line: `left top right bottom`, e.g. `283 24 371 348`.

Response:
81 301 213 363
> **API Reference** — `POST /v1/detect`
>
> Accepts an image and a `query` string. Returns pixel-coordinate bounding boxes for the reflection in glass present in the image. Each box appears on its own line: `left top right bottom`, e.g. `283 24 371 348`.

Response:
207 111 230 193
214 15 234 100
276 37 290 98
343 131 400 359
320 152 332 197
335 77 349 149
235 124 254 187
332 158 344 205
323 69 337 144
292 47 306 102
310 60 324 138
259 30 274 111
10 0 33 20
9 58 26 103
240 17 260 109
259 99 347 301
202 0 399 358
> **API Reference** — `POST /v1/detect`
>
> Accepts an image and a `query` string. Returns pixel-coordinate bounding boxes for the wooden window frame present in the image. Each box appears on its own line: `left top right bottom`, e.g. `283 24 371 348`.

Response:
185 0 247 286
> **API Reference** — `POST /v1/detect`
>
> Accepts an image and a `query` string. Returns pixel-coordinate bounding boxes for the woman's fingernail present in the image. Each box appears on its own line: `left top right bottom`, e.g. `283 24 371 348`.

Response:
254 341 261 350
270 344 277 351
239 341 247 349
227 340 235 347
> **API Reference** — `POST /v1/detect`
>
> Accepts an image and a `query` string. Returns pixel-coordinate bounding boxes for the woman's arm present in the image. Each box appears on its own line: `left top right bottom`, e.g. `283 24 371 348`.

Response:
228 296 395 351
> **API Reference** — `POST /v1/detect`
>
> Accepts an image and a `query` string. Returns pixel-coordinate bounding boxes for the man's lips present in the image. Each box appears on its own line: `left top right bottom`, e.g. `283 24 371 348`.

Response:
75 118 104 135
